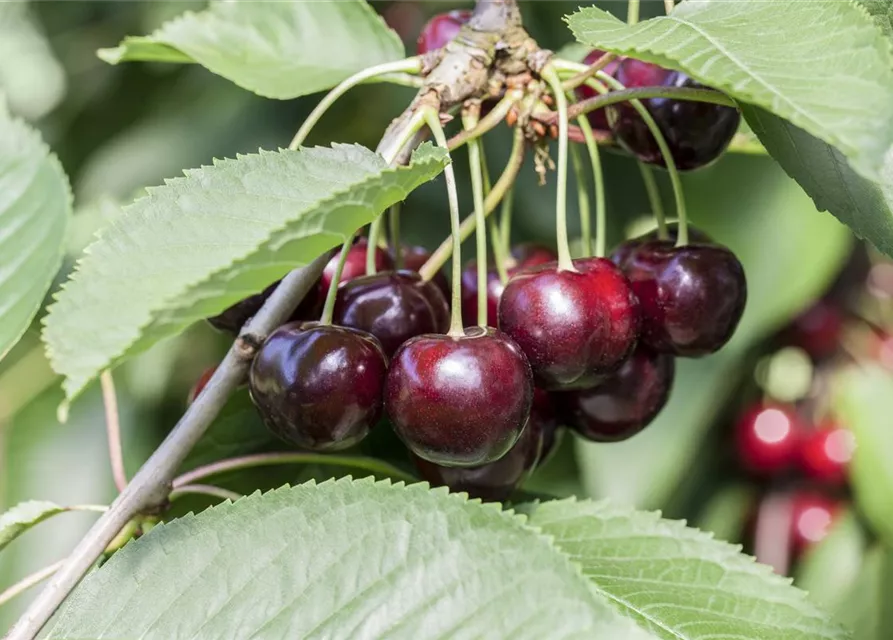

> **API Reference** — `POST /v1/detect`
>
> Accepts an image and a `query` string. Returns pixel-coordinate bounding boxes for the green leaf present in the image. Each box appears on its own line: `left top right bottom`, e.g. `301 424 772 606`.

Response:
46 479 651 639
835 545 893 639
43 144 447 404
0 501 65 552
832 365 893 546
857 0 893 41
0 98 71 362
524 498 847 640
98 0 404 99
565 2 893 180
744 106 893 257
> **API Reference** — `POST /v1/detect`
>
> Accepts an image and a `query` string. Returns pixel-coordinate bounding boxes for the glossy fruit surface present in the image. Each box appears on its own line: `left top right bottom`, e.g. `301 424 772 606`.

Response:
608 58 740 171
332 270 449 357
416 9 471 55
562 348 674 442
611 224 712 270
249 322 387 451
498 257 639 389
799 424 855 485
393 244 449 297
621 239 746 356
735 403 803 476
386 327 533 467
207 279 321 335
320 238 393 297
461 244 557 327
784 301 843 360
575 49 623 131
790 492 840 556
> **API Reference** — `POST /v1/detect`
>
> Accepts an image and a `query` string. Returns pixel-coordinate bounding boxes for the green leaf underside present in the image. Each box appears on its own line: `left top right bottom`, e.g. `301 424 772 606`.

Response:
524 499 847 640
744 105 893 257
42 144 447 403
97 0 405 99
857 0 893 40
0 99 70 361
0 500 65 552
46 479 650 639
566 2 893 181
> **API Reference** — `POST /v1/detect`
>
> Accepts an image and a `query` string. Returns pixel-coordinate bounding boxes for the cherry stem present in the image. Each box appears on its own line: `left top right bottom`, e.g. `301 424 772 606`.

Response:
664 0 676 14
423 107 465 336
561 52 618 92
464 109 489 327
419 127 526 282
320 234 354 325
168 484 243 503
366 219 382 275
639 163 669 239
100 371 127 493
575 114 607 258
0 561 66 608
446 90 524 151
549 85 736 123
541 64 574 271
569 144 592 257
628 0 640 24
500 186 514 259
480 148 510 283
389 203 402 269
172 452 415 488
288 57 423 150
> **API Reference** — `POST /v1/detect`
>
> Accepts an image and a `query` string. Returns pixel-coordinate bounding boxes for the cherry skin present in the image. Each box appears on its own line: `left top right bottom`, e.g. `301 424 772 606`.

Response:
560 348 674 442
619 239 746 357
498 257 639 390
461 244 557 327
249 322 388 451
799 424 855 485
790 492 840 557
416 9 471 55
611 224 712 271
784 300 843 360
607 58 741 171
332 270 449 358
392 244 449 298
575 49 623 132
386 326 533 467
734 403 803 477
319 238 393 297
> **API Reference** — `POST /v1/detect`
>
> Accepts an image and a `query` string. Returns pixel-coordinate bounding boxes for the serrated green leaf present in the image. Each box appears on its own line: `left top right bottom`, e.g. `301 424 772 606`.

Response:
832 365 893 546
98 0 404 99
744 105 893 258
0 500 65 552
0 98 71 362
857 0 893 41
43 144 447 403
46 479 652 639
565 2 893 180
524 499 847 640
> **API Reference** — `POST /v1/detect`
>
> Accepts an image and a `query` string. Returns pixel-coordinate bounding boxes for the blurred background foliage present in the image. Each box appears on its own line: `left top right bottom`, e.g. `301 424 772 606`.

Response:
0 0 877 633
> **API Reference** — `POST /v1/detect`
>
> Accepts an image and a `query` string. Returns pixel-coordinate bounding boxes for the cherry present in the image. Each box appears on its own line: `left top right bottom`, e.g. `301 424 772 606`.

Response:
575 50 623 132
783 300 843 360
319 238 393 297
332 270 449 358
799 424 854 485
790 492 840 557
498 257 639 390
607 58 740 171
461 243 557 327
249 322 387 451
416 9 471 55
735 403 803 476
561 348 674 442
187 365 218 406
386 326 533 467
611 224 711 270
618 239 746 357
392 244 449 298
207 279 321 335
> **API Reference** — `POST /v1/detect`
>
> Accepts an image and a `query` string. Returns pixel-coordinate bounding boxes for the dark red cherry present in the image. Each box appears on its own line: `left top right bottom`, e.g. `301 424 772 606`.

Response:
249 322 387 451
320 238 393 297
621 239 746 356
332 270 449 358
416 9 471 55
461 244 557 327
575 49 623 132
207 278 322 335
386 327 533 467
607 58 740 171
611 224 712 270
790 492 840 557
392 244 449 298
561 348 674 442
498 257 639 390
783 301 843 360
735 403 803 476
799 423 854 485
187 365 218 406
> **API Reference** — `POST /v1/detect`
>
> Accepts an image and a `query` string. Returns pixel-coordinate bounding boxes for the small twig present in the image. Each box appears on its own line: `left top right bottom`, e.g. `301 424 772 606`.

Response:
560 52 617 92
0 561 65 609
100 371 127 493
169 484 243 503
446 90 523 151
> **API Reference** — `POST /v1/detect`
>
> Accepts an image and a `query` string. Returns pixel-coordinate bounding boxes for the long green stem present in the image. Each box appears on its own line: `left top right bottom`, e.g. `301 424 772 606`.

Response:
555 85 736 122
320 235 354 324
169 484 243 503
481 146 509 285
0 561 65 608
366 219 383 275
288 57 423 150
639 163 668 239
446 90 524 151
465 113 489 327
389 204 402 268
575 115 607 258
569 143 592 258
423 107 465 336
500 187 514 257
628 0 640 24
541 65 574 271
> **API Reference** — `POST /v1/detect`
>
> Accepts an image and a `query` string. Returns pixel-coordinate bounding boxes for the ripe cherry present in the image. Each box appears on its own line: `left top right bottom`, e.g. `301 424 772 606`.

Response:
416 9 471 55
790 492 840 557
618 238 746 357
799 424 855 485
498 257 639 390
319 238 393 297
561 348 674 442
207 278 322 335
386 327 533 467
735 403 803 476
392 244 449 298
575 49 623 132
783 300 843 360
332 270 449 358
187 365 218 406
607 58 740 171
249 322 387 451
461 244 556 327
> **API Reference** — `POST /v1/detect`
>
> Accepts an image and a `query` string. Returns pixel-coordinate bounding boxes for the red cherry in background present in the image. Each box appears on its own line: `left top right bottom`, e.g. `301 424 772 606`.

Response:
783 300 843 361
790 492 841 557
416 9 471 55
320 238 393 298
392 245 450 299
735 403 803 477
799 424 855 485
